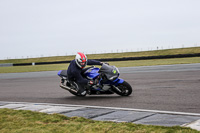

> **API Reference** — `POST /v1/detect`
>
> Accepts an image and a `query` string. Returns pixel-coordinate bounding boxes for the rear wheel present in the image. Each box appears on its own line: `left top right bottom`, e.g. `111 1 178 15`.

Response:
114 81 132 96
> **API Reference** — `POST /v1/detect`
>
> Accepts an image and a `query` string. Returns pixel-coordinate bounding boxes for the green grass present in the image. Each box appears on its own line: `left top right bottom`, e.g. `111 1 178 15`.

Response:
1 47 200 64
0 64 68 73
0 108 198 133
109 57 200 67
0 47 200 73
0 57 200 73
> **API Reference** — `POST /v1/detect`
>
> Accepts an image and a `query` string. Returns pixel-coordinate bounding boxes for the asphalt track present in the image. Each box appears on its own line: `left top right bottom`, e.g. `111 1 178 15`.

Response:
0 63 200 113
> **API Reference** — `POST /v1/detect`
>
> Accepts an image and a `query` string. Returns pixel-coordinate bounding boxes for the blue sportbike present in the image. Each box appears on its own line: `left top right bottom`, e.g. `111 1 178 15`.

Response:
58 64 132 96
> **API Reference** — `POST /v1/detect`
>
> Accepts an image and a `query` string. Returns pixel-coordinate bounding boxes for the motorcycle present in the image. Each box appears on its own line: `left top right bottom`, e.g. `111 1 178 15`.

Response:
57 64 132 96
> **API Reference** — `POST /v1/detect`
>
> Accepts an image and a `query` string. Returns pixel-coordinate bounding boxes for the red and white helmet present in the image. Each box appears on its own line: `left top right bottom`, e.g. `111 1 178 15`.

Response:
75 52 87 68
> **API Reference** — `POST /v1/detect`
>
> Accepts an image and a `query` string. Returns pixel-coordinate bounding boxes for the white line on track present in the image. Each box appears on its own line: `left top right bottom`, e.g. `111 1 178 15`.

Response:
1 101 200 116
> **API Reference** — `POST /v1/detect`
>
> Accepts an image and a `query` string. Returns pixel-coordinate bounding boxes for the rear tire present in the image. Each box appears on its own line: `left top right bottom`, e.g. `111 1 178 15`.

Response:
114 81 132 96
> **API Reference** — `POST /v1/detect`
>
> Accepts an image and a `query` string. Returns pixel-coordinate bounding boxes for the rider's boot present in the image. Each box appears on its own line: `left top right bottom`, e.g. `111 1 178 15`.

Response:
77 85 87 96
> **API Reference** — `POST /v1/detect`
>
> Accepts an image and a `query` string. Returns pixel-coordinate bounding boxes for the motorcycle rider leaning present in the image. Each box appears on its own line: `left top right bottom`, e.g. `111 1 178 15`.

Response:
67 52 107 96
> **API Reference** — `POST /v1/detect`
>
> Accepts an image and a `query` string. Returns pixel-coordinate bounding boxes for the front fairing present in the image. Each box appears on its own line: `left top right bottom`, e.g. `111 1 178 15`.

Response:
99 64 120 81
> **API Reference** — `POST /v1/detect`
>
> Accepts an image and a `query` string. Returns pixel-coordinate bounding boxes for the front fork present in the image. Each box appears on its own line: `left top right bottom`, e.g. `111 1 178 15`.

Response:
112 78 124 93
112 85 122 93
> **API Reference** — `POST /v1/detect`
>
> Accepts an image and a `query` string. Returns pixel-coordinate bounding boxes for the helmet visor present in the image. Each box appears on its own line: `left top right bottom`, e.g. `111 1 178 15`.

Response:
79 62 86 68
80 62 85 66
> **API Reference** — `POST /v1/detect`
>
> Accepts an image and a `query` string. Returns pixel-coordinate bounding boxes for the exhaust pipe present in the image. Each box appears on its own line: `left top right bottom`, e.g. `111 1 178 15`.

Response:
59 84 77 93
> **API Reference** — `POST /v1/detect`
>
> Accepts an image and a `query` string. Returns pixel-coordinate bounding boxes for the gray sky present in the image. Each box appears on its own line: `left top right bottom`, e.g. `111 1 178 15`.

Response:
0 0 200 59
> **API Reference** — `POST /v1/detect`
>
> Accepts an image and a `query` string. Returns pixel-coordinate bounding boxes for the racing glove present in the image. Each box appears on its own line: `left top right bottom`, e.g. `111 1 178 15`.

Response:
88 79 98 86
101 62 109 65
104 62 109 65
88 80 94 85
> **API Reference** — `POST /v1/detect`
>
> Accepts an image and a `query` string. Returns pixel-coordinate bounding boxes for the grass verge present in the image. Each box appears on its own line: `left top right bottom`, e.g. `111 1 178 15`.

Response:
0 57 200 73
0 108 198 133
0 47 200 64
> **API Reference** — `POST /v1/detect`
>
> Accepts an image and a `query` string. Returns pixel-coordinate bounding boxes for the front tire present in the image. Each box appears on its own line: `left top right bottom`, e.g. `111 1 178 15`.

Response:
114 81 132 96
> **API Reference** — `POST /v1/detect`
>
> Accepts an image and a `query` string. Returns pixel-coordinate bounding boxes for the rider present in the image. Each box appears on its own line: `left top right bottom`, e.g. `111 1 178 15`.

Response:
67 52 105 96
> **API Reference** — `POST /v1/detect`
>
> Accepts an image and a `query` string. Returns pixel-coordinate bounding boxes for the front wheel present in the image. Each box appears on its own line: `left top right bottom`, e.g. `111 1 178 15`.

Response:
113 81 132 96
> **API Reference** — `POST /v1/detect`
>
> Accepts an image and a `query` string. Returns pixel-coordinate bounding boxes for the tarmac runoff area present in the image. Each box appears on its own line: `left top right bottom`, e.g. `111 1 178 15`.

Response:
0 101 200 131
